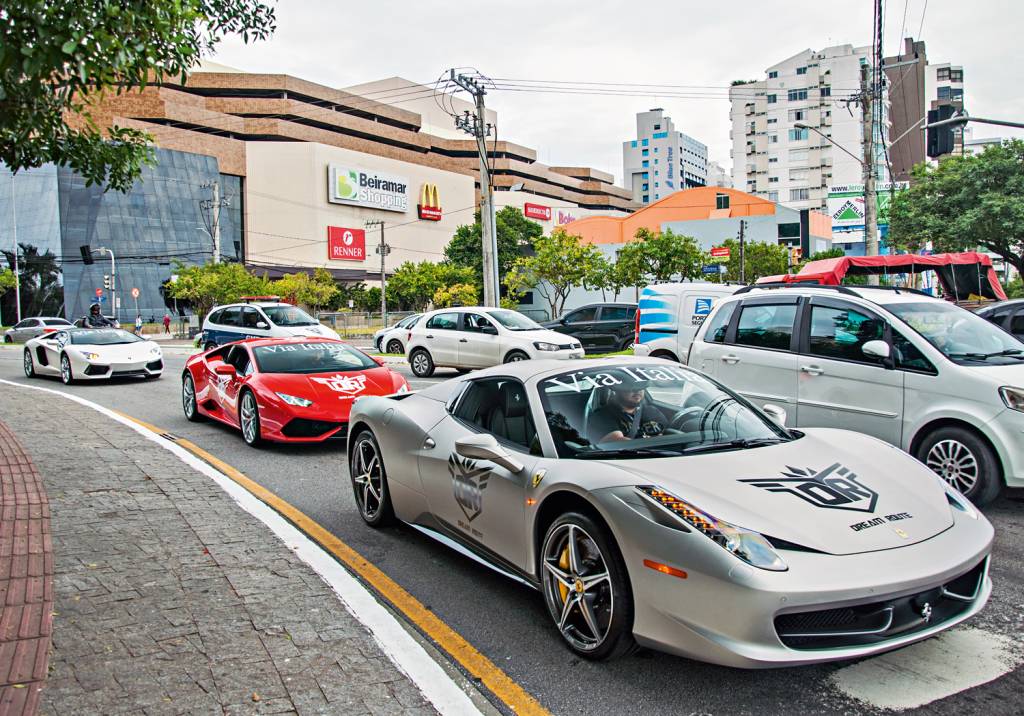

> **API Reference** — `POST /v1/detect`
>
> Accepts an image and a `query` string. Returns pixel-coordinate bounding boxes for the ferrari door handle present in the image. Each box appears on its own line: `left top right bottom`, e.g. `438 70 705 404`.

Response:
722 354 740 364
801 365 824 376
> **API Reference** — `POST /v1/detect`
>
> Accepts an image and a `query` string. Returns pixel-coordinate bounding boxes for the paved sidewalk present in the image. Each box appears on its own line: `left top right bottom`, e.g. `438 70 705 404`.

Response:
0 384 437 715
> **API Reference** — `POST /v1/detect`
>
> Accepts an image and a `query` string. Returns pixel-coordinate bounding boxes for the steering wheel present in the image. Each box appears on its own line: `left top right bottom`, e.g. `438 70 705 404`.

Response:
668 406 705 431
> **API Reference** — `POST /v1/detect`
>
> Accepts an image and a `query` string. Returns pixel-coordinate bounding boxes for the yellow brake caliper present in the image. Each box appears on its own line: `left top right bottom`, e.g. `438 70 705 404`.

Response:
558 546 570 603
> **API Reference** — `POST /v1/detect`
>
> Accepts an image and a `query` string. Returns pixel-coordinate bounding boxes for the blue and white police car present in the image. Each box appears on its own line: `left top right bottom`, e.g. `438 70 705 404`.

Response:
199 297 341 350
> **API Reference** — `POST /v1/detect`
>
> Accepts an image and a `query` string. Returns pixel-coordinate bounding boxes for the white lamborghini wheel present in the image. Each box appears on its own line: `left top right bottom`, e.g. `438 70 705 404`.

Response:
349 431 394 526
23 350 35 378
60 354 74 385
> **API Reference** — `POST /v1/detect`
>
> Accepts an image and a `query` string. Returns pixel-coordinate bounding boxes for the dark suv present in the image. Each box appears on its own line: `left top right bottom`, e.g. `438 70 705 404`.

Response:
976 299 1024 341
543 303 637 353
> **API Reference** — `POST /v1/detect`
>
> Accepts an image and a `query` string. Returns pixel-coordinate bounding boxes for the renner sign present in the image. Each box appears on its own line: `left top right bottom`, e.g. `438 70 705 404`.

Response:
328 164 409 213
327 226 366 261
524 202 552 221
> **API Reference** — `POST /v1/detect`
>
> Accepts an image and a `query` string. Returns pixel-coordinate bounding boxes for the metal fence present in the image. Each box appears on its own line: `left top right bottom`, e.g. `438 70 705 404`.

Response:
316 311 417 338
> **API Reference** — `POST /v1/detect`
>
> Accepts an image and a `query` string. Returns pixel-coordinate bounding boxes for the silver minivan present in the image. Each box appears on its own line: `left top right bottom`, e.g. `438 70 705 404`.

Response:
688 284 1024 505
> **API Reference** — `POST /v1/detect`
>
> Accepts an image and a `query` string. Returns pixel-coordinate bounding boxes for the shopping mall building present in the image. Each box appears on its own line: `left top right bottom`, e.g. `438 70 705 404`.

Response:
0 65 635 322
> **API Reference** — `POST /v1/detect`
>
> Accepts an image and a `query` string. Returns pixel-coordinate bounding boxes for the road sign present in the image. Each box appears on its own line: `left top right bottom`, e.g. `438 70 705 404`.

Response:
702 264 726 275
95 288 103 297
131 287 140 299
710 247 731 259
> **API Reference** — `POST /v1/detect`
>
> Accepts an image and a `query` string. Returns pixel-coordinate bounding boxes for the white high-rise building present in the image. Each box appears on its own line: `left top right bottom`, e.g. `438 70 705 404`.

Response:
622 109 707 204
729 45 890 212
706 160 732 188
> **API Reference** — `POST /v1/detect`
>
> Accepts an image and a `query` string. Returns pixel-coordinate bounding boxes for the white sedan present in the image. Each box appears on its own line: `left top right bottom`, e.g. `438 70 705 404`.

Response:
23 328 163 384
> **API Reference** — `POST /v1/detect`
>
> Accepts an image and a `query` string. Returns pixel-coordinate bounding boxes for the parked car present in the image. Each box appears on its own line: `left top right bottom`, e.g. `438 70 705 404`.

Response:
200 300 340 350
4 317 72 343
347 356 992 665
405 307 584 377
976 299 1024 342
182 337 408 446
632 283 740 363
687 283 1024 505
23 328 162 383
374 313 422 354
542 303 637 354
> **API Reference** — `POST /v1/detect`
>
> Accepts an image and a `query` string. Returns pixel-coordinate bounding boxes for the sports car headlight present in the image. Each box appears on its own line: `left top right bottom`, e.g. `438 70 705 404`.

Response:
275 392 314 407
78 351 100 361
534 341 560 351
999 386 1024 412
150 346 161 355
637 486 787 571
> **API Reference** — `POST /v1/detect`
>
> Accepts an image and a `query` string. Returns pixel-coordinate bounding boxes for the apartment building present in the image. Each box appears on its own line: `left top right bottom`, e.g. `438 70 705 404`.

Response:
622 109 707 205
706 160 733 188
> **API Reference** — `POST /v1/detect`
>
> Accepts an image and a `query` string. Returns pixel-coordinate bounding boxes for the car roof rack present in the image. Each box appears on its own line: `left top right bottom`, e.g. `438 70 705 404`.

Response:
734 283 930 298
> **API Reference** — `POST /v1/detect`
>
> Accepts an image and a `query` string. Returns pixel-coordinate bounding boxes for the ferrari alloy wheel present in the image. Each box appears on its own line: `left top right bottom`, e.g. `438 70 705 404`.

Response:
239 391 263 447
182 374 204 422
23 350 35 378
410 349 434 377
918 426 1001 505
386 339 403 355
504 350 529 363
60 354 74 385
541 512 634 660
349 430 394 526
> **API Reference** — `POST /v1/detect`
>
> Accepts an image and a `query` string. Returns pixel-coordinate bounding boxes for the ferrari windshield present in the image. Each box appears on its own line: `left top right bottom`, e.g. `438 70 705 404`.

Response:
487 310 542 331
253 342 377 373
537 363 789 459
263 305 318 327
69 329 142 345
888 302 1024 365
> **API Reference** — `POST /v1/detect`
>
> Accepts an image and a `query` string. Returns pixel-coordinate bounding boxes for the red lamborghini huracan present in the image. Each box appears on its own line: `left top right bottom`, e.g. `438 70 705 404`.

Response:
182 337 409 446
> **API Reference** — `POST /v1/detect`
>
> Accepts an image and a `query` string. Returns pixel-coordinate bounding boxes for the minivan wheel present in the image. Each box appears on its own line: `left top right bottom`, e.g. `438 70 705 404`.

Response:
917 426 1002 506
410 349 435 377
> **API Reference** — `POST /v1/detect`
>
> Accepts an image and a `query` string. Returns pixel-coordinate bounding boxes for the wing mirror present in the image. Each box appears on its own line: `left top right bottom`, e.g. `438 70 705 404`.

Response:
762 403 788 427
861 340 891 360
255 321 269 330
481 324 498 335
214 364 237 378
454 434 524 474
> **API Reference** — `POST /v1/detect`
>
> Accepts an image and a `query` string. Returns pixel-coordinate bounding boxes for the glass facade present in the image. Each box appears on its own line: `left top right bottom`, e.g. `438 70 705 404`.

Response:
1 148 242 323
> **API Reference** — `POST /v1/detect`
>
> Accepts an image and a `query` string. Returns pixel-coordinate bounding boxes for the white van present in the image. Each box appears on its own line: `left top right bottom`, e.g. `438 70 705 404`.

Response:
632 282 740 362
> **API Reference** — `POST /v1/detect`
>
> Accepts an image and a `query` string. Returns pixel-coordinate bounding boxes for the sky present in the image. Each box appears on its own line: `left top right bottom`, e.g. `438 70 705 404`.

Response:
208 0 1023 186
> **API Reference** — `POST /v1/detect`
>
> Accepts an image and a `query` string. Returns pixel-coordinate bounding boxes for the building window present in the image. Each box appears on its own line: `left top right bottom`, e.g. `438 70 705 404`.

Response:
789 169 808 181
788 88 808 102
768 177 779 183
768 71 778 79
654 147 659 152
789 127 809 141
642 195 649 202
642 160 649 167
630 141 637 148
654 159 659 164
642 149 649 156
767 94 777 104
642 138 649 146
654 124 661 130
655 194 660 199
642 183 649 191
790 188 810 201
789 148 808 162
767 118 778 124
716 193 730 210
653 131 668 139
950 69 963 82
788 109 806 122
950 88 964 101
768 191 779 202
796 66 808 75
777 222 800 238
655 170 659 176
769 157 778 163
937 86 951 100
821 86 831 97
642 172 649 178
769 134 779 143
655 182 659 187
937 67 950 81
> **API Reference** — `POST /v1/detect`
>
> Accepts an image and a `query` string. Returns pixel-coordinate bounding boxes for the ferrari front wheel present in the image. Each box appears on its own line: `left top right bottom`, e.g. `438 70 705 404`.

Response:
182 374 205 422
349 430 394 526
540 512 635 661
239 390 263 447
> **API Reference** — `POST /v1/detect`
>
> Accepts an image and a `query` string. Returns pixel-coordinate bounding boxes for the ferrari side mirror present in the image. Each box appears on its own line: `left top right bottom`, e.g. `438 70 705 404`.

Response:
455 433 524 474
762 403 787 427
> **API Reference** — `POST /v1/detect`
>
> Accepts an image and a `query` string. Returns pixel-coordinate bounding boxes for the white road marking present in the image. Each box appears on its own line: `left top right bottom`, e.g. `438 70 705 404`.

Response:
0 379 483 716
831 626 1022 710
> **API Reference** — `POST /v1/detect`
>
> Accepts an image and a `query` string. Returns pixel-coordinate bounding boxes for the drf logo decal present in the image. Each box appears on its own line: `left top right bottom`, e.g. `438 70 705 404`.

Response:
694 297 714 316
449 454 490 522
740 463 879 513
311 373 367 396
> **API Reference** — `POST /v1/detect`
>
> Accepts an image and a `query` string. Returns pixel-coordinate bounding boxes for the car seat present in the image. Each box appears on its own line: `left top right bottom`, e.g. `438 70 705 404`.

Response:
488 382 535 449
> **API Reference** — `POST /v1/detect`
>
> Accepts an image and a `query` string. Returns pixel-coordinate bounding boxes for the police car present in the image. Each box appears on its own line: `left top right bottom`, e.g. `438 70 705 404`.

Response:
200 297 340 350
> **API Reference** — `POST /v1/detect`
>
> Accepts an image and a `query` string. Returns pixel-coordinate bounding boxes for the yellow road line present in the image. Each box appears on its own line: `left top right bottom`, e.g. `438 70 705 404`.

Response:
114 411 549 716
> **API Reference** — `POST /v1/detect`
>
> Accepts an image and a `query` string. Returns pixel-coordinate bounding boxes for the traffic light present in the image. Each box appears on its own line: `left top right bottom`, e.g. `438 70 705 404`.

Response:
927 105 956 158
103 274 111 290
79 245 94 265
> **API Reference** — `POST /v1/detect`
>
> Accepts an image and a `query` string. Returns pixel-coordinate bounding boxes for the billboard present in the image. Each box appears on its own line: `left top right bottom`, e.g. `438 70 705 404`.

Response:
524 203 552 221
328 165 409 213
327 226 366 261
827 182 908 239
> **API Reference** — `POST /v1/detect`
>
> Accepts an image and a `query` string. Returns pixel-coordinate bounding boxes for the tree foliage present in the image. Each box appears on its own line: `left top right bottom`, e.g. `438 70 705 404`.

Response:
505 229 605 319
165 262 272 320
888 140 1024 275
445 207 543 284
1 1 275 191
273 269 339 314
615 228 704 284
432 283 478 308
1 244 62 317
0 269 15 294
386 261 475 311
708 238 790 283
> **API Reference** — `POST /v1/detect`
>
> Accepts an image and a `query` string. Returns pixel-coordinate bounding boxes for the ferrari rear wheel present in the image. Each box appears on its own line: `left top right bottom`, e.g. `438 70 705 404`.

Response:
182 374 205 422
541 512 634 660
239 390 263 447
386 339 403 355
410 348 434 377
349 430 394 526
23 350 35 378
60 354 74 385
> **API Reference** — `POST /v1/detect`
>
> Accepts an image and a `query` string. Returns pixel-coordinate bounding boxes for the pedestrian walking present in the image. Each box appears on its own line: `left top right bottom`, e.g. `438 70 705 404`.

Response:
134 314 143 336
163 313 172 334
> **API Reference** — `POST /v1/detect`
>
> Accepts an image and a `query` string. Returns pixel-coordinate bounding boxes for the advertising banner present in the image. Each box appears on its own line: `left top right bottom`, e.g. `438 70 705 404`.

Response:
328 165 409 213
827 182 908 234
524 203 552 221
327 226 367 261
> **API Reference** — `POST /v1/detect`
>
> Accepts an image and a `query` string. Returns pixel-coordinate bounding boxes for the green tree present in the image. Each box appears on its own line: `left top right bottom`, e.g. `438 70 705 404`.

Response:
504 229 605 319
615 227 704 285
272 269 339 314
2 244 62 316
432 283 478 308
888 140 1024 275
714 239 790 283
386 261 476 311
1 1 275 192
583 254 628 302
0 269 15 294
445 207 543 284
166 262 272 320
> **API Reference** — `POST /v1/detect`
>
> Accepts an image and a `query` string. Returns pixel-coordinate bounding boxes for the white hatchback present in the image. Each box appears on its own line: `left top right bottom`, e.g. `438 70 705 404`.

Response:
405 307 584 377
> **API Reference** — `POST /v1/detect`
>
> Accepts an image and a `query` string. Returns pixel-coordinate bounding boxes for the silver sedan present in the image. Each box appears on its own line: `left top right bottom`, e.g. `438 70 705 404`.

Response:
4 317 72 343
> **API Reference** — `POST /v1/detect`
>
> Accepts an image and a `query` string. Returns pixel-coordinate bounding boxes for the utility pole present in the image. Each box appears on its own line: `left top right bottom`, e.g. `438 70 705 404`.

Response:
451 70 499 307
738 220 747 284
860 64 880 285
366 220 388 327
9 174 21 322
200 181 228 264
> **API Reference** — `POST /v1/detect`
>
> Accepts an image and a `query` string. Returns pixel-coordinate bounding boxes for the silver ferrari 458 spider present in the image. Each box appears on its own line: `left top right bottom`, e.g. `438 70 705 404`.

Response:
347 357 992 667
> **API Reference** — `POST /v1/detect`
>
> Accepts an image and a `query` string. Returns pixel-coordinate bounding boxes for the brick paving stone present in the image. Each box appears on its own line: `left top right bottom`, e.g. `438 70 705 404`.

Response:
0 385 440 715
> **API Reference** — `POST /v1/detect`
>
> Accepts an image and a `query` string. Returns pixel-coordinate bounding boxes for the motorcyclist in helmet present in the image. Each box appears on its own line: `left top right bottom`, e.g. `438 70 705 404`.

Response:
83 303 116 328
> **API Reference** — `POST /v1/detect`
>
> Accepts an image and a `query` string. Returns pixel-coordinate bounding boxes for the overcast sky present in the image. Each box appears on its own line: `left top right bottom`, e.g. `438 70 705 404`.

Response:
209 0 1022 186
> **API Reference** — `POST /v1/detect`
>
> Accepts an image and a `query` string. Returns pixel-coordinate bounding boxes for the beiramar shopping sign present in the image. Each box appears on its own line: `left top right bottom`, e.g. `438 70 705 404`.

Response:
328 164 409 213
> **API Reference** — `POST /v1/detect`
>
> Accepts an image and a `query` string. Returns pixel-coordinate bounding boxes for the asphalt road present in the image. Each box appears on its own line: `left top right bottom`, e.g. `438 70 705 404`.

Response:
3 346 1023 715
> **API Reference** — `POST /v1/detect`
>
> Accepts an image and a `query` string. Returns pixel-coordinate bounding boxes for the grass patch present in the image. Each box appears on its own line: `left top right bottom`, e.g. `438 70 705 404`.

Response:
582 349 634 359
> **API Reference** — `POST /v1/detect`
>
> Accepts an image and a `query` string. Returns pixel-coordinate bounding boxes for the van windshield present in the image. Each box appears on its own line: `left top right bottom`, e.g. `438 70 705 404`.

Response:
888 302 1024 365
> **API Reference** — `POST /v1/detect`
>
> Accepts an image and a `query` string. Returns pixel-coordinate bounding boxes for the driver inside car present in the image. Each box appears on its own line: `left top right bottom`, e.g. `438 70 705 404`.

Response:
587 381 669 444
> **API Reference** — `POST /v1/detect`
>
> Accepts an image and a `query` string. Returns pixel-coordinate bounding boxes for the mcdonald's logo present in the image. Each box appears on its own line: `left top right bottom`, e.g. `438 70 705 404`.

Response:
417 183 442 221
